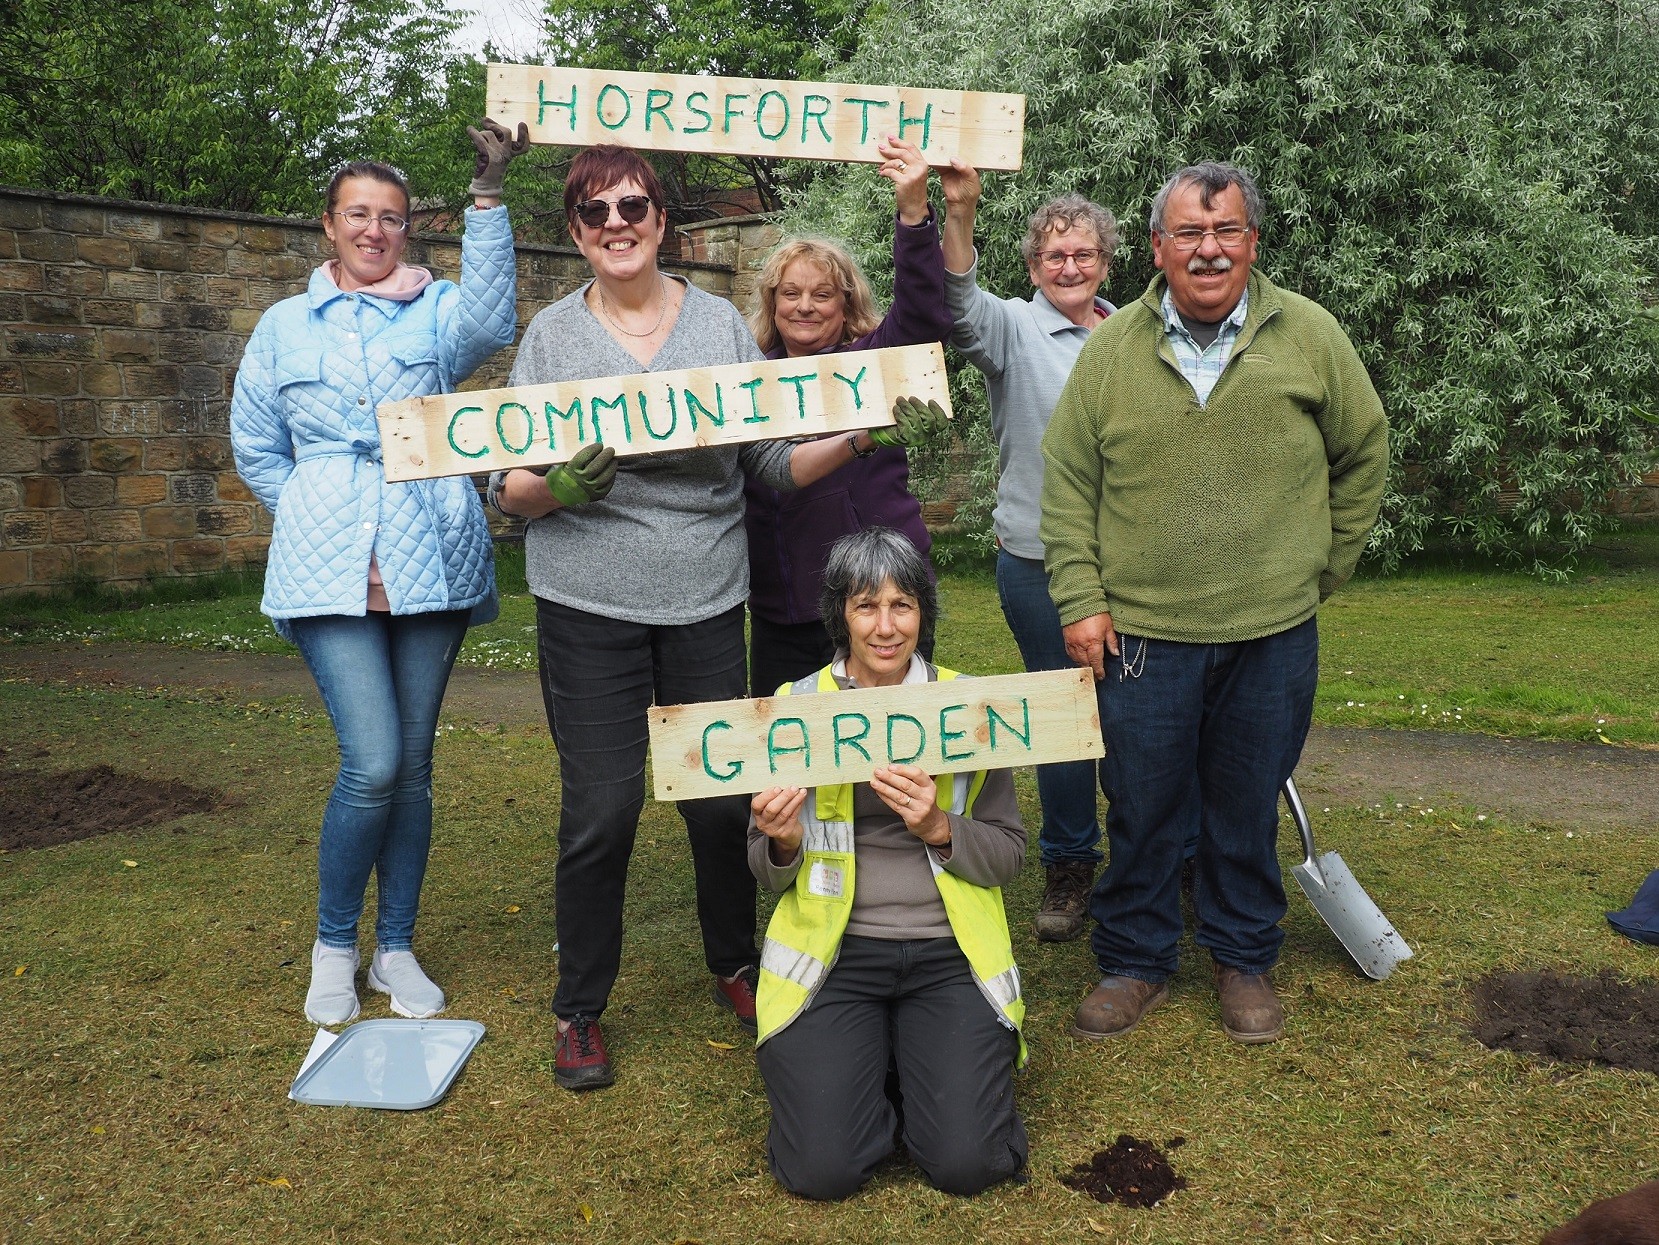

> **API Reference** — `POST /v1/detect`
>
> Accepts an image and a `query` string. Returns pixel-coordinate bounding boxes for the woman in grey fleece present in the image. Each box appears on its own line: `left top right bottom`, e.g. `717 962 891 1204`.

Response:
489 145 905 1092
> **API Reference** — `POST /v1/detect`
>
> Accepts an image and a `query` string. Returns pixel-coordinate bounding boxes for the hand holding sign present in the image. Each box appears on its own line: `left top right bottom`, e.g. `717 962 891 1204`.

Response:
869 396 948 449
467 118 532 199
877 135 932 227
545 442 617 507
869 763 950 847
751 786 808 863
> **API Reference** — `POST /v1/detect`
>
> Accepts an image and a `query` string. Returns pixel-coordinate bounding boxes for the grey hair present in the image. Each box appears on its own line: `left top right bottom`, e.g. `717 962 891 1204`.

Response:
818 527 937 657
1019 193 1119 268
1148 162 1263 233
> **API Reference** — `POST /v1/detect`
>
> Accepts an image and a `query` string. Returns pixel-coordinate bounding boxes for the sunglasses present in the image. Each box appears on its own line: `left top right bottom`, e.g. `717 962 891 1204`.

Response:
574 195 654 229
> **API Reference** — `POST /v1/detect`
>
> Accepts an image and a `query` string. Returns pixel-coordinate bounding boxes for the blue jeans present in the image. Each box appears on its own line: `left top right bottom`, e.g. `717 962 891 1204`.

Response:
995 550 1102 865
289 609 469 951
1090 617 1319 979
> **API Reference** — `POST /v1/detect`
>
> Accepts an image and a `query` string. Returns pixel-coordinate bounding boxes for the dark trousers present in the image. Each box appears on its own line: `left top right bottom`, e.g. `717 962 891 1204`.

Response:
756 936 1027 1200
1090 617 1319 979
535 596 757 1019
749 612 939 698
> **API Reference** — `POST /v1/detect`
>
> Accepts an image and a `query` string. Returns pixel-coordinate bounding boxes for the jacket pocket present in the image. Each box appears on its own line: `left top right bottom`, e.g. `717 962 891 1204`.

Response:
385 340 448 397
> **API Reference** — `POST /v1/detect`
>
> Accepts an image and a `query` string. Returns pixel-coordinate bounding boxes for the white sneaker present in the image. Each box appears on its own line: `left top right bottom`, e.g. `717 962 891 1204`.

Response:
369 949 446 1019
305 940 361 1026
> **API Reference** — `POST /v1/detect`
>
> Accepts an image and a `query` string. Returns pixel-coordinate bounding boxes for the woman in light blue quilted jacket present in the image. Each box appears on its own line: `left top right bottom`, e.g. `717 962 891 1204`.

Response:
230 125 527 1027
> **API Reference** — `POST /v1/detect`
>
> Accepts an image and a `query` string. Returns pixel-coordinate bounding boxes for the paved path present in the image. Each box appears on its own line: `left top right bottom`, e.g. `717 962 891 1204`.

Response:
6 642 1655 832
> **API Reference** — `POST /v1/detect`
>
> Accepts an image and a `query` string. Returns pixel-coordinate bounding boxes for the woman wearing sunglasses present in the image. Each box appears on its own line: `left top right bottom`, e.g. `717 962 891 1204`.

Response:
490 144 935 1092
231 122 528 1026
742 135 958 699
939 168 1119 946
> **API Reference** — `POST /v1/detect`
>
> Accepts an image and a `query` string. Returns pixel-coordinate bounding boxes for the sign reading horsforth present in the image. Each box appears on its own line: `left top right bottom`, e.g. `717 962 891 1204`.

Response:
488 64 1025 171
649 669 1104 801
376 343 949 482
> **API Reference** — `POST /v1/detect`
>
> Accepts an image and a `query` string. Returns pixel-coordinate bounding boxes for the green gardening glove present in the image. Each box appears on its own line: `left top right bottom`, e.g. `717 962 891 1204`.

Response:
467 118 531 199
868 396 948 448
546 443 617 508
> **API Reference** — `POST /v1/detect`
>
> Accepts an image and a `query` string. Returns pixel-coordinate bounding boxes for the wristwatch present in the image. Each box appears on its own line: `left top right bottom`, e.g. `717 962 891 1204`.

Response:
847 432 876 459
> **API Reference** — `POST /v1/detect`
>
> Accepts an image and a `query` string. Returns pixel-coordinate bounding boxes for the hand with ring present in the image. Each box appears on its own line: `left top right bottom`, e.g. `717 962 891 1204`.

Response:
870 763 950 847
875 134 930 226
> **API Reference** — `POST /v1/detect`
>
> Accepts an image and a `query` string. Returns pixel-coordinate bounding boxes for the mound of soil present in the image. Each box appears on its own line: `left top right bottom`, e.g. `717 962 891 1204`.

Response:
1471 969 1659 1075
1061 1134 1188 1207
0 764 222 850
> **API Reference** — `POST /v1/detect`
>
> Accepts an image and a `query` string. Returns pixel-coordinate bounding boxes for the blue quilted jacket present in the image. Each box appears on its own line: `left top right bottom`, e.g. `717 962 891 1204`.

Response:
231 206 517 638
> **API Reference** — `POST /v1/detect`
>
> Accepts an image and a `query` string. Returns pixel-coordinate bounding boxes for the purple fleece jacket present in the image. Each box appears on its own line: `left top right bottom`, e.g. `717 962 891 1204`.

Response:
744 211 953 625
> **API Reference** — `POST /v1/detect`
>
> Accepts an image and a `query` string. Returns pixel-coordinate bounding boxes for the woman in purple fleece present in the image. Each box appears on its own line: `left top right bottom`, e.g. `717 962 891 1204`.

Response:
743 134 959 697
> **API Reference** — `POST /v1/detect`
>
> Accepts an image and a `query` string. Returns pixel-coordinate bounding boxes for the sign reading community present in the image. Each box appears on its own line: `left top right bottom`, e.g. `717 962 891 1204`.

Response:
488 64 1025 170
648 669 1104 801
376 343 950 482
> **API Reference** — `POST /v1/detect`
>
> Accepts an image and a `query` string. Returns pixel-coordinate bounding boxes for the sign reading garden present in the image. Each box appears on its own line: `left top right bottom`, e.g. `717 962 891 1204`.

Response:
487 64 1025 170
377 343 949 482
648 668 1104 801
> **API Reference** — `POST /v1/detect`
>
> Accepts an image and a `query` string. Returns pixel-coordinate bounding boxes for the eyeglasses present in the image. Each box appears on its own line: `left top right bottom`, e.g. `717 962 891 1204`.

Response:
1036 248 1103 271
330 209 409 233
574 195 654 228
1161 225 1252 251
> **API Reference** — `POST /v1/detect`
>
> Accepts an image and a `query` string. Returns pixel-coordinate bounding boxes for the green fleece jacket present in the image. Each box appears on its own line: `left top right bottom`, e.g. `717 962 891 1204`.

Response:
1040 270 1388 644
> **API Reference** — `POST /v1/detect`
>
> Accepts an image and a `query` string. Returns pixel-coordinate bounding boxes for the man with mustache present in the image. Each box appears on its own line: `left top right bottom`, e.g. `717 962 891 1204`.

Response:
1040 162 1388 1044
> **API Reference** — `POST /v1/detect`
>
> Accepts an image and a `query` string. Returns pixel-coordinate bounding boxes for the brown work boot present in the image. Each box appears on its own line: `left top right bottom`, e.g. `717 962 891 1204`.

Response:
1034 861 1095 942
1071 975 1169 1040
1214 964 1284 1044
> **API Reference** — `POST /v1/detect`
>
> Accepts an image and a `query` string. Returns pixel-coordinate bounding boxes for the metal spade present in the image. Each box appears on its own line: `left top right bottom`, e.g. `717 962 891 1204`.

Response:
1283 777 1412 980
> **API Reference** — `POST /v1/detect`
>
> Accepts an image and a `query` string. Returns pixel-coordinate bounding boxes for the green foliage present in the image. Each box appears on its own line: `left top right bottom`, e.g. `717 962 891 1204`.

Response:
0 0 480 213
787 0 1659 572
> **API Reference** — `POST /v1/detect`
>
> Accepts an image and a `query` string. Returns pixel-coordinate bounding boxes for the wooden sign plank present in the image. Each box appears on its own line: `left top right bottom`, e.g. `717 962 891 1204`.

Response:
377 342 949 482
488 63 1025 171
649 668 1103 801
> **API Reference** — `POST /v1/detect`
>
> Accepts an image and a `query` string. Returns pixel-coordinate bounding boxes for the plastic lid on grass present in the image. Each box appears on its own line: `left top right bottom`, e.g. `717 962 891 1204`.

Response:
289 1019 485 1109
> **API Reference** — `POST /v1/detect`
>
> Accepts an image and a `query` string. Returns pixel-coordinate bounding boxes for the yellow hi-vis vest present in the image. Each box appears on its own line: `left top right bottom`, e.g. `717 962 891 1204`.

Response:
755 663 1027 1066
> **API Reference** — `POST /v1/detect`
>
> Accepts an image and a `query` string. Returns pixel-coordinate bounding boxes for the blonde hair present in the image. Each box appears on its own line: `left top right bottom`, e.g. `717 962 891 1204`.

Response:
749 237 883 354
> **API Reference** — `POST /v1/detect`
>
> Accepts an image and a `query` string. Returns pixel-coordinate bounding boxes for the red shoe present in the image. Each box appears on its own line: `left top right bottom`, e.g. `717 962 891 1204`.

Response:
554 1015 614 1091
713 966 758 1033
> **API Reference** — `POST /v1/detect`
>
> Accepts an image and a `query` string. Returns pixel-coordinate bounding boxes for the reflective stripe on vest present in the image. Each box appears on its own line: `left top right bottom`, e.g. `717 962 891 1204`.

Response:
755 662 1026 1065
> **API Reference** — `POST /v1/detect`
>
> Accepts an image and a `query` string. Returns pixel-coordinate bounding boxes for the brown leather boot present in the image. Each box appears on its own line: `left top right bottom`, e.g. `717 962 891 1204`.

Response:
1071 975 1169 1039
1034 860 1095 942
1215 964 1284 1044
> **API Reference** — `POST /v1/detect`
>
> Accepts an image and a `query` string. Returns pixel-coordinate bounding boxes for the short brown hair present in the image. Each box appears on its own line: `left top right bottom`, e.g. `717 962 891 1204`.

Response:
748 237 882 355
563 145 666 232
1019 194 1118 269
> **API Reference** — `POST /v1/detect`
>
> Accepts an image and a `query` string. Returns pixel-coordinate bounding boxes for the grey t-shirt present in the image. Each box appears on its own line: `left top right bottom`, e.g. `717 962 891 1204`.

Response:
945 252 1114 560
491 279 794 624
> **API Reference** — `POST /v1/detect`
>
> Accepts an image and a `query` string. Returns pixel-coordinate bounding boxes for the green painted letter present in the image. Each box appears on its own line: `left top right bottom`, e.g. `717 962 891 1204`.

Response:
644 88 675 131
831 366 867 411
832 713 873 766
886 714 926 764
768 717 810 772
844 96 890 143
778 372 818 420
722 93 750 134
537 79 577 129
756 90 790 140
685 91 713 134
545 396 583 447
685 384 725 429
597 83 632 130
495 401 534 454
702 721 742 782
898 100 933 148
939 703 974 761
638 389 675 441
591 392 631 443
801 94 833 143
447 406 488 459
986 700 1032 752
739 377 768 424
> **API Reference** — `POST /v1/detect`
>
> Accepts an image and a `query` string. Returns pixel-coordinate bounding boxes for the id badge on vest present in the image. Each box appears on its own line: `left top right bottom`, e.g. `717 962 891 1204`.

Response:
803 852 852 901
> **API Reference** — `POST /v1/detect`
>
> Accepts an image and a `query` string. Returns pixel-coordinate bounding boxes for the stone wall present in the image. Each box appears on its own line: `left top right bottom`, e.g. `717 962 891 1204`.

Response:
0 187 739 595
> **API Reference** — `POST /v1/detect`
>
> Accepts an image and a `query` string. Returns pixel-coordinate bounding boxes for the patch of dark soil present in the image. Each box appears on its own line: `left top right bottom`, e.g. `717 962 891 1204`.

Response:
1471 969 1659 1075
1061 1134 1188 1207
0 764 224 850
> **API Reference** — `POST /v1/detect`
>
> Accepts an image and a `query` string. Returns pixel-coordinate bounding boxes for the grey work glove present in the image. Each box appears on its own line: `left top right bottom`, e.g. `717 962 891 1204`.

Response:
545 443 617 508
467 118 531 199
868 396 948 448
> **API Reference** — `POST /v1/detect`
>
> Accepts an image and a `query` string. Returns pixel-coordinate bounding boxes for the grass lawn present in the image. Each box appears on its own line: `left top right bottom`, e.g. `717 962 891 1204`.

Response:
2 525 1656 1241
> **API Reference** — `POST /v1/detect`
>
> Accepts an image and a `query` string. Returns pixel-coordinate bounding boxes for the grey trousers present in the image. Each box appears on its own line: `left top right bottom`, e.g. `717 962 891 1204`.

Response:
756 935 1027 1199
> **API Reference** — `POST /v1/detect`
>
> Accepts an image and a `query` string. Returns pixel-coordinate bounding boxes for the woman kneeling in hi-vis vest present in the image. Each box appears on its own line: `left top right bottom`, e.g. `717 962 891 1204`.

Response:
748 526 1029 1199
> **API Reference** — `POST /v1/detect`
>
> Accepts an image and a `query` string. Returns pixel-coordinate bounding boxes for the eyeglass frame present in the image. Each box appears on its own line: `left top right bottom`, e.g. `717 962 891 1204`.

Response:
573 194 656 229
1034 247 1105 272
328 208 410 234
1157 224 1254 252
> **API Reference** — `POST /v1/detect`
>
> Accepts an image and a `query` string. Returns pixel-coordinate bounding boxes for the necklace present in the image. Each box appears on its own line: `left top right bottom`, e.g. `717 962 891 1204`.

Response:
598 276 669 339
